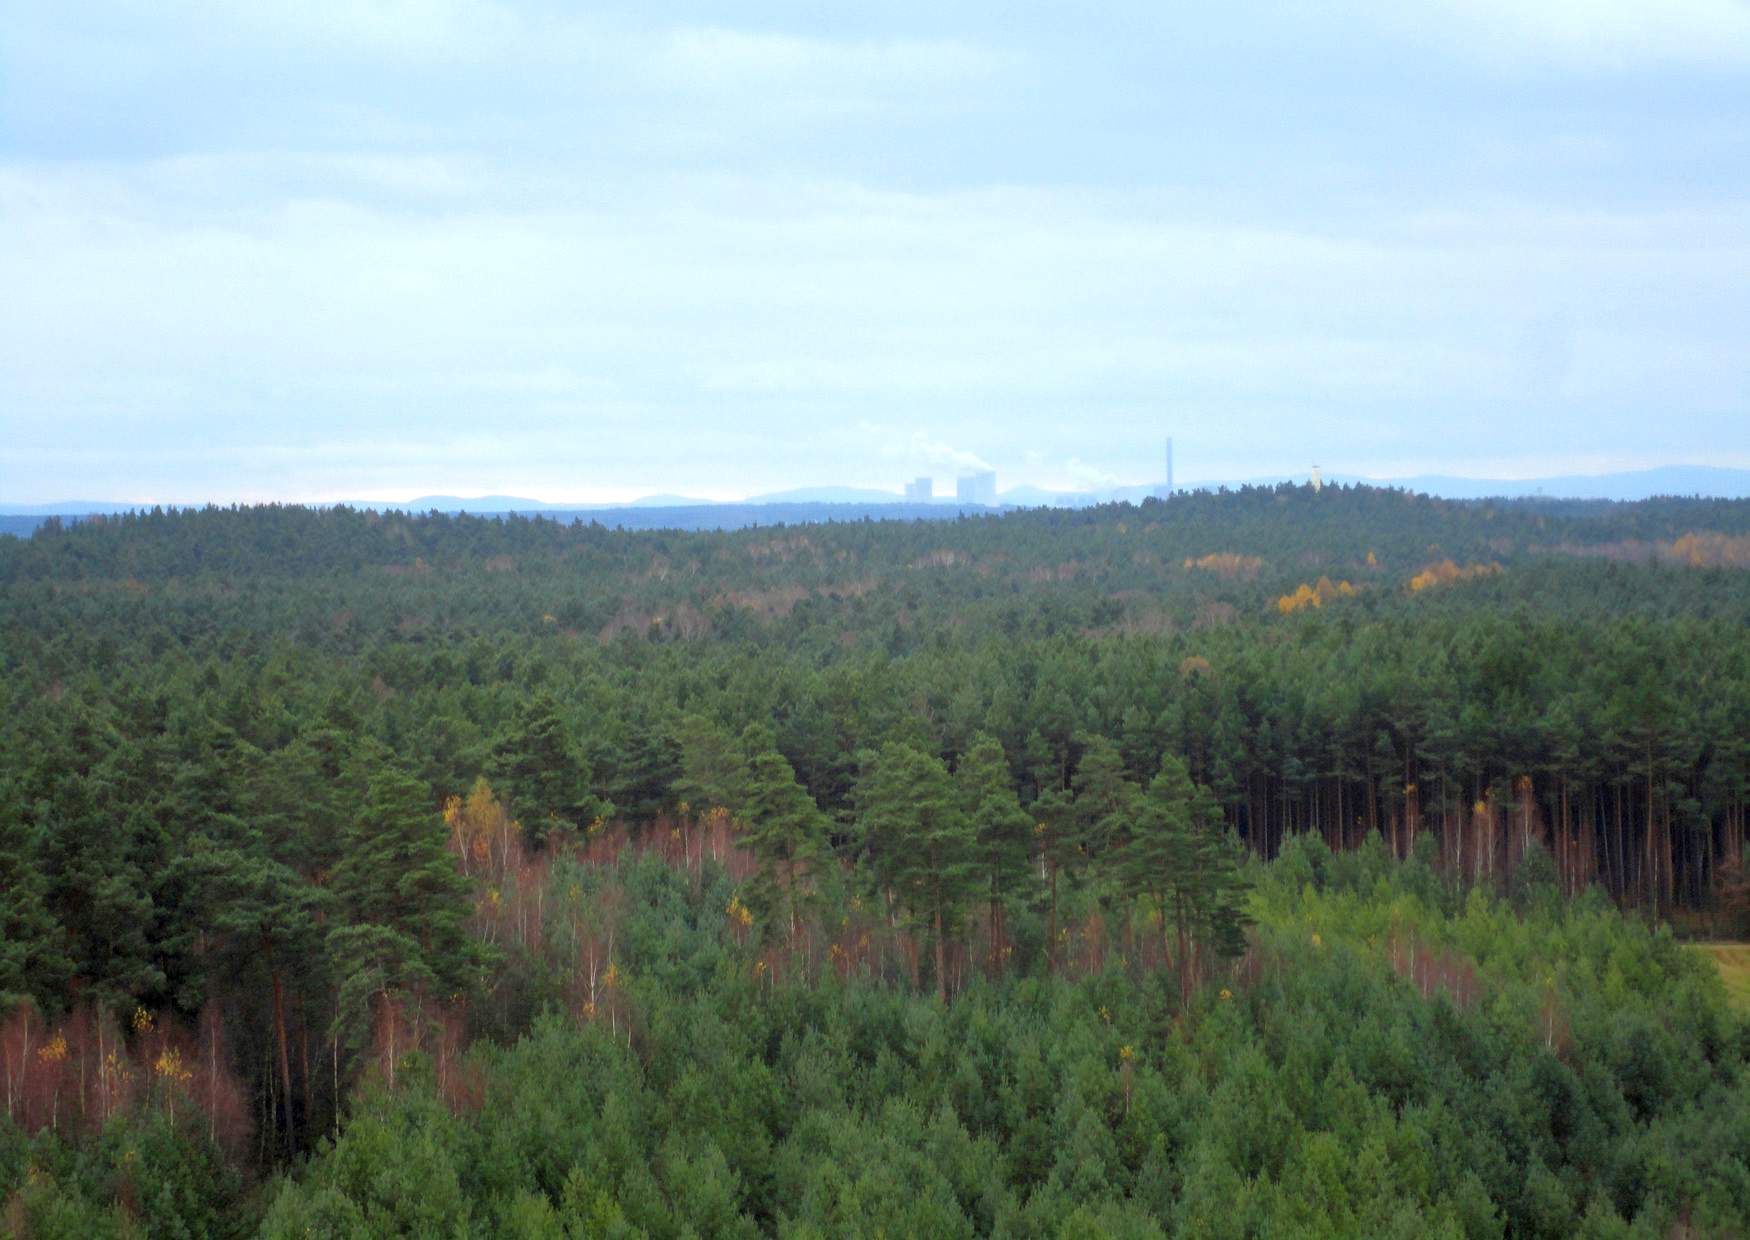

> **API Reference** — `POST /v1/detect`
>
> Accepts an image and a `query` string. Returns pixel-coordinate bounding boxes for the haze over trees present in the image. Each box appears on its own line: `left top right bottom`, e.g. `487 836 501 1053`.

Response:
2 485 1750 1235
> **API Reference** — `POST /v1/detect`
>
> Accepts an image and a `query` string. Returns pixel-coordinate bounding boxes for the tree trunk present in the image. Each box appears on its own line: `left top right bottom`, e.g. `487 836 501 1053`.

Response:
1558 776 1570 896
1614 780 1627 903
1638 741 1652 916
933 906 947 1004
299 1012 313 1124
1175 912 1192 1010
1047 859 1059 975
1157 893 1170 971
269 957 297 1156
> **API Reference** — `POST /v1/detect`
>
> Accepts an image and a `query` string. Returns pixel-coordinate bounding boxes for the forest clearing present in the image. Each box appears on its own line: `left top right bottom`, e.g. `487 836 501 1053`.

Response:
1693 944 1750 1011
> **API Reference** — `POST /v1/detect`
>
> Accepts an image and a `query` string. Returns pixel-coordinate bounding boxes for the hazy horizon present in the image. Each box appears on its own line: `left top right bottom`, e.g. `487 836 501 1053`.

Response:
4 2 1747 504
10 461 1750 513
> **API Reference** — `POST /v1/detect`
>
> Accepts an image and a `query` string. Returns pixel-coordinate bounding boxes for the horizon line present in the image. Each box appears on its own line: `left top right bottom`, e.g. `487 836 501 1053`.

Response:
6 462 1750 514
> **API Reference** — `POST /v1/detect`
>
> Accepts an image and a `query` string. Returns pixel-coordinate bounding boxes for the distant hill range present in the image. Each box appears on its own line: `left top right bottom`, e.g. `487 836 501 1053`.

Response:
1089 465 1750 506
5 465 1749 537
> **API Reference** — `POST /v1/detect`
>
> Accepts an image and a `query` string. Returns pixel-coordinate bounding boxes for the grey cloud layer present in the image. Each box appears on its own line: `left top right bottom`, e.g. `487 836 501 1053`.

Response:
2 0 1746 502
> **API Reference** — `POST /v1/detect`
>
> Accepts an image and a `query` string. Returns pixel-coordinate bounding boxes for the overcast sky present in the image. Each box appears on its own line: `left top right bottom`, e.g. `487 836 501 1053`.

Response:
2 1 1748 503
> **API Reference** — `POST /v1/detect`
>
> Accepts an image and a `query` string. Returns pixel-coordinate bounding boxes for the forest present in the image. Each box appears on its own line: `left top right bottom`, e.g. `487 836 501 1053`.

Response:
2 484 1750 1236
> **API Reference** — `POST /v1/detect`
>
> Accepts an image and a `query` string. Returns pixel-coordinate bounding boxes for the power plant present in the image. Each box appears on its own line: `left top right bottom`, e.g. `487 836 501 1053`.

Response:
956 470 997 505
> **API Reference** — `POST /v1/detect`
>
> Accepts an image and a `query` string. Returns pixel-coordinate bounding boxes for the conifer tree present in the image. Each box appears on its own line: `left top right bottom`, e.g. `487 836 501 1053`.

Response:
1032 784 1079 971
956 734 1033 970
38 786 165 1014
1115 755 1251 1005
610 713 682 822
673 714 750 818
738 724 829 947
0 781 71 1011
1072 736 1139 865
1114 754 1200 966
203 850 329 1155
488 693 611 845
330 766 483 1009
855 743 979 1001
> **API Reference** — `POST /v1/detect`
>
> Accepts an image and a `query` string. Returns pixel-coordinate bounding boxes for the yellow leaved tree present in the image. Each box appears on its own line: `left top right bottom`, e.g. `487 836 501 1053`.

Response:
443 778 520 880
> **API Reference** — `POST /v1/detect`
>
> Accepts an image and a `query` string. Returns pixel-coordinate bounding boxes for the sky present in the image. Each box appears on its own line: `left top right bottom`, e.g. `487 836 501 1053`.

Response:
2 1 1748 505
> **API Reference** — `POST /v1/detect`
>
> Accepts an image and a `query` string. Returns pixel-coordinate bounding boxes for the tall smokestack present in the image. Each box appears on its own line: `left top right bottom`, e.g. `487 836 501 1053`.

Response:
1166 437 1174 496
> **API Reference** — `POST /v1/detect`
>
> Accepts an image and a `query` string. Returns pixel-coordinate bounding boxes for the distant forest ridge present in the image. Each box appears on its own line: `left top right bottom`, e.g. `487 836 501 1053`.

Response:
6 483 1750 586
5 463 1750 535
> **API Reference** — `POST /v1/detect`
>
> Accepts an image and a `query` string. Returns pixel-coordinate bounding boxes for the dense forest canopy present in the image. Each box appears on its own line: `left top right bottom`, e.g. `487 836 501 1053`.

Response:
3 484 1750 1236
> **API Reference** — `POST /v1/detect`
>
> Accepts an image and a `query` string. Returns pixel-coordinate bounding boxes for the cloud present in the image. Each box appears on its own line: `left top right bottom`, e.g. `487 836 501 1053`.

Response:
652 26 1010 93
237 0 531 58
3 162 1745 499
1 3 1746 501
1426 0 1750 69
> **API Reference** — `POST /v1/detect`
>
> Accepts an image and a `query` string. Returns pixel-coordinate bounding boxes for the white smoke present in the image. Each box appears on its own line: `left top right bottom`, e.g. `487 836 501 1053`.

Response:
1064 457 1118 488
909 431 992 473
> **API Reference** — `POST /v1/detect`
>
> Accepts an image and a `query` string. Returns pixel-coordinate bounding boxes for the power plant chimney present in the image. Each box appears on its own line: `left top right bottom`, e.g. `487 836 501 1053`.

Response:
1166 437 1174 497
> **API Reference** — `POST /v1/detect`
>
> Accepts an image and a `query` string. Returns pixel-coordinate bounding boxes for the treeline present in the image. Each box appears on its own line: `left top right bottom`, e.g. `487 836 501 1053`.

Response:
7 485 1750 590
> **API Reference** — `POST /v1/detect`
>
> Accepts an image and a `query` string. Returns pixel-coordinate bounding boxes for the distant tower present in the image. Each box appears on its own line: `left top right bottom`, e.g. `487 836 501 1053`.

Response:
904 476 932 502
1166 437 1174 496
1310 465 1323 494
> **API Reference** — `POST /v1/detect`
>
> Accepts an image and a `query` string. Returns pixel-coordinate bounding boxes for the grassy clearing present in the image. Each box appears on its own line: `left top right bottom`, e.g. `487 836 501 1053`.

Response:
1694 943 1750 1011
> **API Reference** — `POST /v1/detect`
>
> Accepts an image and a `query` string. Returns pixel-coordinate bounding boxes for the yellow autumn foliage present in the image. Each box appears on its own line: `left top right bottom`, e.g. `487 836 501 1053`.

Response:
446 777 519 873
1277 576 1357 614
154 1048 193 1085
1408 560 1504 592
1666 532 1750 568
1183 552 1264 579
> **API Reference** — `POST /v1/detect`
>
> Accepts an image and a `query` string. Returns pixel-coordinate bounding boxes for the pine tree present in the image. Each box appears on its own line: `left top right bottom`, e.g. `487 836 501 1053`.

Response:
255 726 361 881
331 767 483 1000
1115 755 1251 1005
204 850 329 1155
488 693 610 846
0 780 72 1011
673 714 749 818
38 785 165 1014
955 734 1033 971
610 714 682 822
1072 736 1139 865
323 922 442 1088
855 743 979 1002
1114 755 1198 965
738 725 829 947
